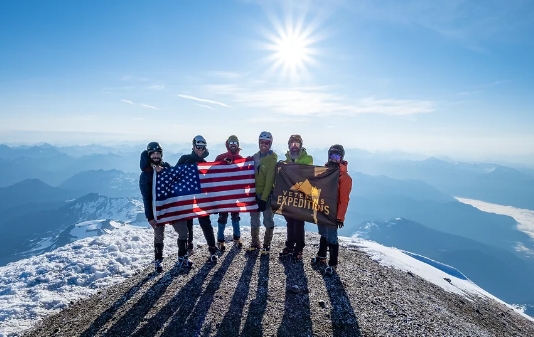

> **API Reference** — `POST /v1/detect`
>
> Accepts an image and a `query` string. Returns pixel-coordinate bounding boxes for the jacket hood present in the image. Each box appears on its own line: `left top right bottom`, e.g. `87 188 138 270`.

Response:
140 150 151 171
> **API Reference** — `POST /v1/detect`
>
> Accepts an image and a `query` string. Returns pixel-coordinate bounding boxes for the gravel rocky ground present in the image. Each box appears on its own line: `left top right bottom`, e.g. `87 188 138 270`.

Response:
24 230 534 337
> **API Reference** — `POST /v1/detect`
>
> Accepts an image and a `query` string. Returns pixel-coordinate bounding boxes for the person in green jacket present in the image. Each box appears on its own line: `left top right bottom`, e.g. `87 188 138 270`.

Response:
279 134 313 260
248 131 278 254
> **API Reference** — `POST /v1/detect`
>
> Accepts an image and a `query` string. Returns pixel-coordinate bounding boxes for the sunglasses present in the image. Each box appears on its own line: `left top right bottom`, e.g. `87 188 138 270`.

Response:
195 146 206 150
329 153 342 161
228 141 238 146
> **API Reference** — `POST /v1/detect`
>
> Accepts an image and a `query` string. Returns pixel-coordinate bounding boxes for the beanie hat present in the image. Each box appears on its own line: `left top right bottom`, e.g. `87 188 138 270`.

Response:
227 135 239 144
288 134 303 146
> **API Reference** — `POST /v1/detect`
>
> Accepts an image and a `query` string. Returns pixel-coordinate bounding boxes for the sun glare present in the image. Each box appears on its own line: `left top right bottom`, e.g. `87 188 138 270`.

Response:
262 10 321 80
276 31 308 69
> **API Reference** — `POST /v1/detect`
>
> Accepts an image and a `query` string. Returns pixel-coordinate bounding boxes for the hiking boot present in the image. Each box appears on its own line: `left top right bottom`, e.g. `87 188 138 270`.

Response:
278 247 293 257
261 246 270 255
246 244 261 252
177 256 193 268
233 238 243 249
208 246 219 262
311 256 327 265
217 241 226 252
325 265 337 276
154 259 163 273
293 251 303 261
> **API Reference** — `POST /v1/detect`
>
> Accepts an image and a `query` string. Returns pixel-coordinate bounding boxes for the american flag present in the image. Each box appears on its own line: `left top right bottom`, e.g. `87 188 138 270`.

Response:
153 158 258 223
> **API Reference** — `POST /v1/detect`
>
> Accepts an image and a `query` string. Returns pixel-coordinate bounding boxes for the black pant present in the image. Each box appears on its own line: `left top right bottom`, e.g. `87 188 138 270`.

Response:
187 219 193 243
198 215 216 247
284 216 305 252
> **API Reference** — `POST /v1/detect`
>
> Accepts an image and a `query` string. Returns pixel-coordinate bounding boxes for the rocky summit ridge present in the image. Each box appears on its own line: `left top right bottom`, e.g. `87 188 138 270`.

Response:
24 230 534 337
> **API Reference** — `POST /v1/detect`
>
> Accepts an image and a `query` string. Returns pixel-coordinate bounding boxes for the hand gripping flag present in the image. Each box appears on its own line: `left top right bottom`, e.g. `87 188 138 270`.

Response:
153 158 258 223
271 162 339 226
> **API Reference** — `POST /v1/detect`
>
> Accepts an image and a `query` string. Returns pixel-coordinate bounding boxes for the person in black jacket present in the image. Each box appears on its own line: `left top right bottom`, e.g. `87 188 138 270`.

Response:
175 135 219 261
139 142 191 272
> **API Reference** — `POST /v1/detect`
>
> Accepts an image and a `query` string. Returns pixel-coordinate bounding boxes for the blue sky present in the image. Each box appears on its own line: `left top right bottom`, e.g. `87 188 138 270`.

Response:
1 0 533 161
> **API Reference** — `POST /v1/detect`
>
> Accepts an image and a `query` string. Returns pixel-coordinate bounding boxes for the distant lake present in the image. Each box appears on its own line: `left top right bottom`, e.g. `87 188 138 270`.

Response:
456 197 534 241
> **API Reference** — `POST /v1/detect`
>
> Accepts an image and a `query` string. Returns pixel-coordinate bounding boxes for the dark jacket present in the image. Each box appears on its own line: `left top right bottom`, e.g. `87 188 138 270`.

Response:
139 150 171 221
177 149 210 165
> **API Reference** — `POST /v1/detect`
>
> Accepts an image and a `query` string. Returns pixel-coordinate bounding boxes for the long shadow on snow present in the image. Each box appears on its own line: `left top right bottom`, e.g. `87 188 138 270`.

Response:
77 271 152 337
102 265 182 336
321 269 361 337
276 257 313 337
240 254 270 336
215 251 261 336
134 248 239 337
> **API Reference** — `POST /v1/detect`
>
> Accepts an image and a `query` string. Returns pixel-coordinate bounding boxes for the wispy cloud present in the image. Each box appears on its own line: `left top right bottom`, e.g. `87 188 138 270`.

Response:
205 84 434 116
194 104 217 110
139 104 160 110
177 94 232 108
121 100 160 110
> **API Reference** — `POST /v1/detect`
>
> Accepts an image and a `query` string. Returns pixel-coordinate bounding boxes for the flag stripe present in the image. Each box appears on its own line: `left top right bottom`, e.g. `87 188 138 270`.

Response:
156 192 256 211
157 198 257 216
201 176 255 185
157 202 258 222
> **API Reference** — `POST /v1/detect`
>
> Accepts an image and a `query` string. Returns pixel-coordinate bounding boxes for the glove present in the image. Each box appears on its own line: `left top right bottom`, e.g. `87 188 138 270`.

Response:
257 199 267 212
336 220 344 229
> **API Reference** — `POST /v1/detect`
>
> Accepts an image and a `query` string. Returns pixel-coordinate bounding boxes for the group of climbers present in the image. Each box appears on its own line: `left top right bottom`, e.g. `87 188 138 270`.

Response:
138 132 352 276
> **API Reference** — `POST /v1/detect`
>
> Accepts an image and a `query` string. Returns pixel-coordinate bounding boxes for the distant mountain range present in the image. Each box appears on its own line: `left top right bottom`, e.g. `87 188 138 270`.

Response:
351 156 534 209
59 169 140 198
2 143 533 211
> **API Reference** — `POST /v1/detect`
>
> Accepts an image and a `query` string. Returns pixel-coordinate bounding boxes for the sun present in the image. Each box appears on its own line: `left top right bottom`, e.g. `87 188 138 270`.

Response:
275 29 311 71
262 13 320 80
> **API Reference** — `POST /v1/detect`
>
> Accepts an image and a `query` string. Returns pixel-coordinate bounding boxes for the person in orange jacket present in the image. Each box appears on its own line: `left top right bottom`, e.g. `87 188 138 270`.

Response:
311 144 352 275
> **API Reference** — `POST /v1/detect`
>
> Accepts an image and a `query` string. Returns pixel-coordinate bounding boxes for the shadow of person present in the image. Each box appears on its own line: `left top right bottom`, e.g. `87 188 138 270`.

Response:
217 256 269 337
102 263 192 337
276 258 313 337
321 271 361 337
79 272 153 337
156 247 240 337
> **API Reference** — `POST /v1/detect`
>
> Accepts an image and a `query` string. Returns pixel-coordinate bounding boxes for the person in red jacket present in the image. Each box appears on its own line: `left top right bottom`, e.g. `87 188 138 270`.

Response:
214 135 244 251
312 144 352 275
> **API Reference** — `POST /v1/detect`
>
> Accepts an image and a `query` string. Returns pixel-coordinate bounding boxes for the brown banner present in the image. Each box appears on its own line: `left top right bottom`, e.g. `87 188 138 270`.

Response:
271 162 339 226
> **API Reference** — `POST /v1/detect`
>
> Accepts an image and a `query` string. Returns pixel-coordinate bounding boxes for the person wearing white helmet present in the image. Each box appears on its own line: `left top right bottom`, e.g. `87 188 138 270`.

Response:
247 131 278 255
174 135 219 262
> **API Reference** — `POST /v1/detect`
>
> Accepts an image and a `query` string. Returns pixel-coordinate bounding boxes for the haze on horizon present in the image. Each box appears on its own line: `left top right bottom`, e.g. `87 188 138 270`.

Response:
1 0 533 162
